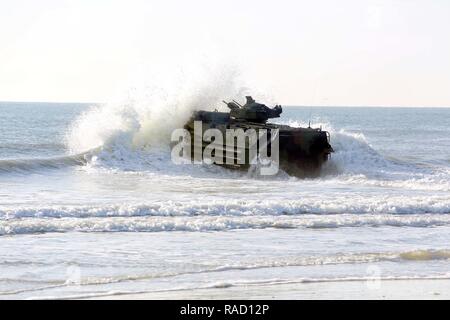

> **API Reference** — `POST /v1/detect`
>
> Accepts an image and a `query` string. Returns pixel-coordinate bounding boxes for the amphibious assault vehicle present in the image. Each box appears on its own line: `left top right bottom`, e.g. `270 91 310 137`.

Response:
184 96 333 177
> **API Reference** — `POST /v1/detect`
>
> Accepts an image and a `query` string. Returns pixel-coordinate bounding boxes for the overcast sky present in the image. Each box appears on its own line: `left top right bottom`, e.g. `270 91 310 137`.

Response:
1 0 449 106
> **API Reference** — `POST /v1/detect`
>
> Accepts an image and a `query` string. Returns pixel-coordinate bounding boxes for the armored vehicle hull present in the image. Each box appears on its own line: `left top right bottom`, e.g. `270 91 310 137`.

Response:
183 97 333 177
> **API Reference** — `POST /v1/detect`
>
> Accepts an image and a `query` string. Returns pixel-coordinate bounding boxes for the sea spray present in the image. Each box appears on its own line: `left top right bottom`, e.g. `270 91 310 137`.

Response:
66 63 250 154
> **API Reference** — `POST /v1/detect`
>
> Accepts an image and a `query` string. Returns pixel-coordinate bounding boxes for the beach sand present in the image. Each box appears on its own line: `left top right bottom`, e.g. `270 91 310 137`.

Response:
83 279 450 300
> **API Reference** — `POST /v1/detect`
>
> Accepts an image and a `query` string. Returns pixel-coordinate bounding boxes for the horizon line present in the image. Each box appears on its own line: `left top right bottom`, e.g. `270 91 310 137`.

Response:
0 100 449 109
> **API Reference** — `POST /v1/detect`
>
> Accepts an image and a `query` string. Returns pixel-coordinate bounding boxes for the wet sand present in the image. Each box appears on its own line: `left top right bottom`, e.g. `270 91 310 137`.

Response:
83 279 450 300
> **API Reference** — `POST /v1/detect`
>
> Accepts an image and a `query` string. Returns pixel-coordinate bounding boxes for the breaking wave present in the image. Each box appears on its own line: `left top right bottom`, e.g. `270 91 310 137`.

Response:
0 151 94 174
399 249 450 261
2 213 450 235
2 193 450 220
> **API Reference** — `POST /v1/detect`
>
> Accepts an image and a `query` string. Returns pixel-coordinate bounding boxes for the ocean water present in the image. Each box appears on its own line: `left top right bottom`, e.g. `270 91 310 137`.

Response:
1 101 450 299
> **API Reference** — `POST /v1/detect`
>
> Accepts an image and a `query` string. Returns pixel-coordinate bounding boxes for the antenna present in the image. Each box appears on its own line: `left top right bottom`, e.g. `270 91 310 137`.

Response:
232 100 243 108
308 107 312 128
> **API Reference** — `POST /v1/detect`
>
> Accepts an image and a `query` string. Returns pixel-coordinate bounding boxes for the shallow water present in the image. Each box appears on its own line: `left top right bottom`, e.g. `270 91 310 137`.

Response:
1 102 449 299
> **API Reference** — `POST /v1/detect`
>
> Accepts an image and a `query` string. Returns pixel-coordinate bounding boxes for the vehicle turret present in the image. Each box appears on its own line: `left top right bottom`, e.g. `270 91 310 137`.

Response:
223 96 282 123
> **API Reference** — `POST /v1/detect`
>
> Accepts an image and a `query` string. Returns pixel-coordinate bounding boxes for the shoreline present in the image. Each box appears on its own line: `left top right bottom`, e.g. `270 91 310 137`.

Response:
82 278 450 300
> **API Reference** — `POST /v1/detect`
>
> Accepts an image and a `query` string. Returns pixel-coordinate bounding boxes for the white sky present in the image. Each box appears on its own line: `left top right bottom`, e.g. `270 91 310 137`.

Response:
1 0 449 106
